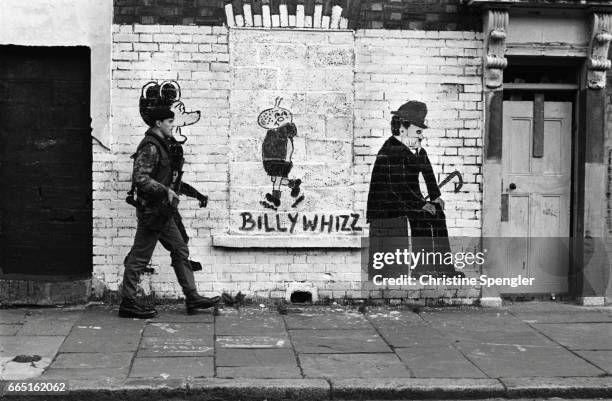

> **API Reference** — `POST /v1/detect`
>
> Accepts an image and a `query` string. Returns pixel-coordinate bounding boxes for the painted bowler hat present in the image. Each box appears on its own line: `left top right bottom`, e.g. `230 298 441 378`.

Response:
391 100 428 129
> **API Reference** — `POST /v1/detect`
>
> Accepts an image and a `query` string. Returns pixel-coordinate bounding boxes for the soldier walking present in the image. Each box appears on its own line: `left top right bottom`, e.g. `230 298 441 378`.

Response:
120 107 219 318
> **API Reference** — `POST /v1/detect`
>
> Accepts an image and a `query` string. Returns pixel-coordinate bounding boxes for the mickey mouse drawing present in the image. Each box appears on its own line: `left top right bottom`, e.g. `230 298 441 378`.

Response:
140 80 201 143
121 80 222 319
258 97 304 210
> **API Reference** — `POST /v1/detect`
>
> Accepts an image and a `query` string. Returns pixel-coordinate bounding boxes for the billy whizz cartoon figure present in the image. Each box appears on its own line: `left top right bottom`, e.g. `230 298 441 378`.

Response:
258 97 304 210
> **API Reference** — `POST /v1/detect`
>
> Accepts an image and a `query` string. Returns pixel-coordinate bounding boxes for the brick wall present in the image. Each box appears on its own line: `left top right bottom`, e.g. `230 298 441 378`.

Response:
227 29 356 232
114 0 225 25
94 24 232 298
113 0 481 31
357 0 479 30
354 29 484 237
94 24 484 303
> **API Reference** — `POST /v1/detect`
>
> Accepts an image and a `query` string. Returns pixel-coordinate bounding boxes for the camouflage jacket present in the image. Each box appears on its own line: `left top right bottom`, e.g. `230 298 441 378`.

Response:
132 130 172 204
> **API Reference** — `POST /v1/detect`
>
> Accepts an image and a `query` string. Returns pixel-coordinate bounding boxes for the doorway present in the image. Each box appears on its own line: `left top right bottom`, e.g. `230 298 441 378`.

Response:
500 100 573 294
0 45 92 279
486 57 581 297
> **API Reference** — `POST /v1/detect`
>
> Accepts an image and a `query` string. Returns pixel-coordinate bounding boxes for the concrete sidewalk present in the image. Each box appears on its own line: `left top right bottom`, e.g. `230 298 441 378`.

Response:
1 301 611 400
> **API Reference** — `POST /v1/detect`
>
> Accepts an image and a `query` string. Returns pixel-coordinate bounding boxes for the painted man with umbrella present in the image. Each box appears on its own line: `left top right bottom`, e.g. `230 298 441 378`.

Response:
367 100 464 278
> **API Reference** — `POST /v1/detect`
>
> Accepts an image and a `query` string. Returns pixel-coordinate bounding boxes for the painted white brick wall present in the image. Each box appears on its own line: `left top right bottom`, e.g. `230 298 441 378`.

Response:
93 25 484 301
227 29 357 233
354 29 484 238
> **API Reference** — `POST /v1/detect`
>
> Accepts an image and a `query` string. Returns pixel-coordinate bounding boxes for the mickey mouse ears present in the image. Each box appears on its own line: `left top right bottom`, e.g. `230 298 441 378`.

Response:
140 80 181 101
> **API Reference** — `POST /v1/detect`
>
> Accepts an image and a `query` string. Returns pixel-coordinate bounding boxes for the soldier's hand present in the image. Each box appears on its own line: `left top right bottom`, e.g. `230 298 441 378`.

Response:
198 195 208 208
422 203 436 215
167 189 179 206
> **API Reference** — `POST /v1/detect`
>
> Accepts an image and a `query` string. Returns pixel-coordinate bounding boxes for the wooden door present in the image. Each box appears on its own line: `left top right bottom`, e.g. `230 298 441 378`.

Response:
500 101 572 294
0 45 92 278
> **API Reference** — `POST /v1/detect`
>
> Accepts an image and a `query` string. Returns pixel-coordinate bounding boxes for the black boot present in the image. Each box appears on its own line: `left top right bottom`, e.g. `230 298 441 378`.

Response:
118 298 158 319
185 293 221 315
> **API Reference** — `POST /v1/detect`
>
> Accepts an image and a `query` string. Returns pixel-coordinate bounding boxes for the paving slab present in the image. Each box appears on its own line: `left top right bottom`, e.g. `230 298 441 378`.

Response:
531 323 612 350
149 304 214 323
330 377 505 400
216 335 291 349
71 306 146 326
216 348 301 378
0 324 20 335
503 302 609 313
512 311 612 324
0 309 28 324
423 310 553 346
500 376 612 398
138 337 214 357
291 329 391 353
575 350 612 374
59 322 144 353
143 322 214 338
76 305 143 325
188 378 330 401
216 348 297 367
374 323 451 348
367 309 424 324
0 335 64 358
448 329 554 347
396 346 487 378
284 313 372 330
300 353 411 378
456 341 606 378
0 336 64 380
130 356 214 378
421 309 522 328
50 352 132 369
42 366 130 380
216 315 285 335
17 309 82 336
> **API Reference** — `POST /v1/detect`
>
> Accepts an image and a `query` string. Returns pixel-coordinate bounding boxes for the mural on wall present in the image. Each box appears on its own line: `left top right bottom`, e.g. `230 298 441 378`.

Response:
258 97 304 210
132 80 208 240
140 80 201 143
366 100 465 278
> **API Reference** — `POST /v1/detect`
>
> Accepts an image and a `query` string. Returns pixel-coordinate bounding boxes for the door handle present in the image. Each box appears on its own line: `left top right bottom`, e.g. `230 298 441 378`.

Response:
509 183 516 190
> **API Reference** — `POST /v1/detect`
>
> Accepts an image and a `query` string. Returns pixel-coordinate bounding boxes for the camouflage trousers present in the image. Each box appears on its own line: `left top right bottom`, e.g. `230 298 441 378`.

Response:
122 214 197 300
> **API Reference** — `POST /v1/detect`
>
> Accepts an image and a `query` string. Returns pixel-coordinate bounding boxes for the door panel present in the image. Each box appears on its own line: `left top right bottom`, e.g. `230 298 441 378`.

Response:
500 101 572 294
0 45 92 278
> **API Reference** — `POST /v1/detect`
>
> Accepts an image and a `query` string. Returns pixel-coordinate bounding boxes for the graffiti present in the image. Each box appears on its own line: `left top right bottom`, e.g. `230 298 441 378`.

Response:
366 100 465 279
121 80 214 315
258 97 304 210
239 212 363 233
140 80 201 142
427 170 463 198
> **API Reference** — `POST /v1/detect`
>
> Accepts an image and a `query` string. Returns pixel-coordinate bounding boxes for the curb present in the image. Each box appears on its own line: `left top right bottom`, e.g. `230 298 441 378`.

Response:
2 376 612 400
330 378 505 400
501 376 612 399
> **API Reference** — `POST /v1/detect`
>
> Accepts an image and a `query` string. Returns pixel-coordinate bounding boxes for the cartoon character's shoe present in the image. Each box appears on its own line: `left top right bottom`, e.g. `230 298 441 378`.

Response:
265 192 281 207
289 179 302 198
